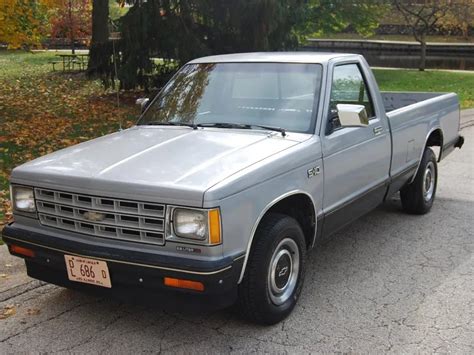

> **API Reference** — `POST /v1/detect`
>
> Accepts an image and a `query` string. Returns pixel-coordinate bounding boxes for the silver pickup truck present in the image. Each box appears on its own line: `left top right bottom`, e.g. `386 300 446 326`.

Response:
3 52 464 324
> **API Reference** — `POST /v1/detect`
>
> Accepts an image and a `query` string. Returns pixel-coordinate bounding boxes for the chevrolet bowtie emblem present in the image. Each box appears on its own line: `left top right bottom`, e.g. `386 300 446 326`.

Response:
278 266 289 277
83 211 106 222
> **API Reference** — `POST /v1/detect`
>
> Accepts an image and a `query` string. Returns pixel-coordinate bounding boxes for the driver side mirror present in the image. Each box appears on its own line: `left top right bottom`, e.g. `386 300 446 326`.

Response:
336 104 369 127
136 98 150 113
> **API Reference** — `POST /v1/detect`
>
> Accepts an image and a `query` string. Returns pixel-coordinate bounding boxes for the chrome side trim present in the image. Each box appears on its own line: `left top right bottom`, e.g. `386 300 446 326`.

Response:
409 127 444 184
5 236 231 276
237 190 317 284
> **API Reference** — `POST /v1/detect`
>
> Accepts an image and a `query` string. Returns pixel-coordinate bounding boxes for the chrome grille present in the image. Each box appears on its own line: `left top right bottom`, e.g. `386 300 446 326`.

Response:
35 188 165 245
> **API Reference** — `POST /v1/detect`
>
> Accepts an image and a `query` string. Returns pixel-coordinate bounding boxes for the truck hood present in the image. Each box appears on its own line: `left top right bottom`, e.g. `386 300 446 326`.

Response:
12 126 305 206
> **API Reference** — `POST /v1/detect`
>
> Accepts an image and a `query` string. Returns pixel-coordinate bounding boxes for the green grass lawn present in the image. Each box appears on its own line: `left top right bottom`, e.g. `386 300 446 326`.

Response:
373 69 474 109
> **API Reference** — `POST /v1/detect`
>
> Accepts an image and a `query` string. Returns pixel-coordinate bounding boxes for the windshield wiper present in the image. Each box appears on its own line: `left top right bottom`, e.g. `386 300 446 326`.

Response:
147 122 197 129
250 124 286 137
196 122 251 129
147 121 286 136
197 122 286 137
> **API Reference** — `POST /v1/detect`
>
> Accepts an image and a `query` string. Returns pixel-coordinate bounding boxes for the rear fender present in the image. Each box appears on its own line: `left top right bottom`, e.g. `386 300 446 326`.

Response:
410 127 443 184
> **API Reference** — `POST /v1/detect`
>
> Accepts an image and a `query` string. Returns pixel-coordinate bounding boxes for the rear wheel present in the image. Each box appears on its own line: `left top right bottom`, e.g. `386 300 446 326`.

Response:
400 147 438 214
237 213 306 325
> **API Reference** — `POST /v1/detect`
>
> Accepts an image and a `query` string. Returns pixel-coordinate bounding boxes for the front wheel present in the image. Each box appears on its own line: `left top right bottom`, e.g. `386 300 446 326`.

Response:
400 147 438 214
237 213 306 325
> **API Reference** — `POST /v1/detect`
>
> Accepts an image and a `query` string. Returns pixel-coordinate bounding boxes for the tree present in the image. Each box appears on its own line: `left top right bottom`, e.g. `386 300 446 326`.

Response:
116 0 305 89
297 0 388 39
50 0 92 53
393 0 451 71
441 0 474 39
91 0 391 90
87 0 112 82
0 0 53 49
90 0 109 47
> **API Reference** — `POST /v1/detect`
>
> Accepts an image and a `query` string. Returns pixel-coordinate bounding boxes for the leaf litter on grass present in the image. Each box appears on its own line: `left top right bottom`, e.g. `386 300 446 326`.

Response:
0 51 140 228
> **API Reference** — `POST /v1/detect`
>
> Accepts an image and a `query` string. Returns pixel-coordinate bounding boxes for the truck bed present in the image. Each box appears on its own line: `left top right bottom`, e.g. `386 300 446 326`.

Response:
383 91 460 181
381 92 448 113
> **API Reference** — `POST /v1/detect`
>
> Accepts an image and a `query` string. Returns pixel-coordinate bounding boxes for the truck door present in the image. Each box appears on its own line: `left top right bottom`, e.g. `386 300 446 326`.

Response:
321 61 391 237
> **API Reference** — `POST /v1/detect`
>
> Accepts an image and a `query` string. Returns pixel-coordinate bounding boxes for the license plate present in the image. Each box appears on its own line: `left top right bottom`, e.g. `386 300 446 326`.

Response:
64 255 111 288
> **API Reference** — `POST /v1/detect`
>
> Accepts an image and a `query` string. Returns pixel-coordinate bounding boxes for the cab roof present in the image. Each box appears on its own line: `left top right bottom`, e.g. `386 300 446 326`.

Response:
188 52 357 65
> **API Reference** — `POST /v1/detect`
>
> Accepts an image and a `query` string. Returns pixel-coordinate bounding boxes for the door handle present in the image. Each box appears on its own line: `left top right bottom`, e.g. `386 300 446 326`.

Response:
373 126 383 135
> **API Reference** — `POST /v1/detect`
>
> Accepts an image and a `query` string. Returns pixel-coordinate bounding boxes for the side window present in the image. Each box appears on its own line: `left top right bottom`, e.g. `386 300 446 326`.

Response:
329 64 375 130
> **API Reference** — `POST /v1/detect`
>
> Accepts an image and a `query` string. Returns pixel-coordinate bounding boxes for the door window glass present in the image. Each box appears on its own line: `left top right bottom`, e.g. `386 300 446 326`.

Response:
330 64 375 120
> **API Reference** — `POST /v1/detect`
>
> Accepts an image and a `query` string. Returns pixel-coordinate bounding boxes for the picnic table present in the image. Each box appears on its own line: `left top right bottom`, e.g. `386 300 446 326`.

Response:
50 53 89 72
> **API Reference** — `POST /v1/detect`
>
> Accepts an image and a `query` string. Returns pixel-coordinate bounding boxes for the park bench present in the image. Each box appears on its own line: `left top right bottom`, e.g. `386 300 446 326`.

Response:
71 58 85 71
50 53 89 72
49 60 62 71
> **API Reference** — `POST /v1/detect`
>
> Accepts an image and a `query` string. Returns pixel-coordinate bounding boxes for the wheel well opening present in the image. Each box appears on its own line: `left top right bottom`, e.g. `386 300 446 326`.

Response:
426 129 444 161
266 194 316 249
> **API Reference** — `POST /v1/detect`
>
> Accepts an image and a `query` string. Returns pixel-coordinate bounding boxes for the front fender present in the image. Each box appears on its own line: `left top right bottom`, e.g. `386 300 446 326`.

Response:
204 161 323 284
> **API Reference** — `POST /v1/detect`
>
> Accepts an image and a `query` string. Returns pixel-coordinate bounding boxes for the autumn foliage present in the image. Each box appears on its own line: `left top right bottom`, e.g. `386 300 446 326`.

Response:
0 0 52 49
0 0 91 49
50 0 92 46
0 51 137 230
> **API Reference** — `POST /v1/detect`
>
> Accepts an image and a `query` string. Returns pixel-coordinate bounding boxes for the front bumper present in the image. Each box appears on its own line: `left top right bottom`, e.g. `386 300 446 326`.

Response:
2 223 244 310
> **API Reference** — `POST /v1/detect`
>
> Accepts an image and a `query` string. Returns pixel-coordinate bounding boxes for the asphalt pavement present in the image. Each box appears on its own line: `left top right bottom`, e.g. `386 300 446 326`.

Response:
0 123 472 354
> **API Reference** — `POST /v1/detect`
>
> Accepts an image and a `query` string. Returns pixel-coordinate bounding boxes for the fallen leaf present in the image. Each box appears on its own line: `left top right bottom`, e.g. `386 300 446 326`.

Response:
0 305 16 319
26 308 41 316
0 52 138 229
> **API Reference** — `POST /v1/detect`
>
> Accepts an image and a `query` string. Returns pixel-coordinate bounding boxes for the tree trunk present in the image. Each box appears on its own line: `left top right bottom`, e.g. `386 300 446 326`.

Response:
90 0 109 44
69 0 75 54
87 0 110 77
419 34 427 71
462 22 469 40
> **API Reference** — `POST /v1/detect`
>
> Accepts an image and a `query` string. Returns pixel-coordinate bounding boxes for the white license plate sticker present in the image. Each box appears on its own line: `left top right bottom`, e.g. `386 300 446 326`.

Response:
64 255 112 288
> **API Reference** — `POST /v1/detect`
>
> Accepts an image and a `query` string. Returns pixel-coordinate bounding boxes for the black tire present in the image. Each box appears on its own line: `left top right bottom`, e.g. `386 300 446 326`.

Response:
400 147 438 214
237 213 306 325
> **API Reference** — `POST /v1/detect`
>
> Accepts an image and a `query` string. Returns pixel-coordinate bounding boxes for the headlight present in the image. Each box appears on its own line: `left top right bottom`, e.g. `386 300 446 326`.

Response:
11 186 36 213
172 208 221 245
174 209 208 240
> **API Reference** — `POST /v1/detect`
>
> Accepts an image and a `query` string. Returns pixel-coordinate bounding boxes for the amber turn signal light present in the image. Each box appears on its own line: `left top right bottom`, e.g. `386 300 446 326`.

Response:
208 208 221 245
164 277 205 292
10 244 35 258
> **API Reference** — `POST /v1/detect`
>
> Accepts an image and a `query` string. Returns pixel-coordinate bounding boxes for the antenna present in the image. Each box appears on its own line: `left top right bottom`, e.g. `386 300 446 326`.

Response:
109 30 122 130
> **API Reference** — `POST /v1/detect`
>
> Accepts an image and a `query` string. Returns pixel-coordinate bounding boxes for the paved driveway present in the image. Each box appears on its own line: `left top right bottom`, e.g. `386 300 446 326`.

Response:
0 126 472 354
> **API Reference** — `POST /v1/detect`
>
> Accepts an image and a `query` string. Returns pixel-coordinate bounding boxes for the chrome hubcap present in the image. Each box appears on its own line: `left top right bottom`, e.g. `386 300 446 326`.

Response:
423 162 435 202
268 238 300 305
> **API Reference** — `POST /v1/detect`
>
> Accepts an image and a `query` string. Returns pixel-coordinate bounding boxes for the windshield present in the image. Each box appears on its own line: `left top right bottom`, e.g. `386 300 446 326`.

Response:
138 62 323 133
